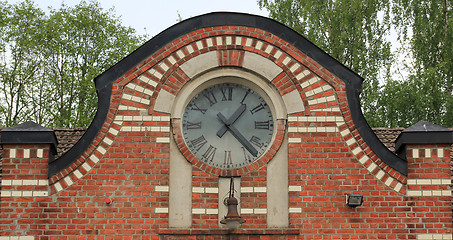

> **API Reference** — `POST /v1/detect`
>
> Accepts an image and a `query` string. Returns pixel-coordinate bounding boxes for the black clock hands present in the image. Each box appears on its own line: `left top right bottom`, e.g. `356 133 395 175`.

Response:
217 112 258 157
183 83 273 168
216 104 246 137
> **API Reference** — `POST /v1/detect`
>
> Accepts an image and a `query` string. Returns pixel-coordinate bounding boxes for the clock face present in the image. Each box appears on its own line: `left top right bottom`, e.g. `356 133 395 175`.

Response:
182 83 274 169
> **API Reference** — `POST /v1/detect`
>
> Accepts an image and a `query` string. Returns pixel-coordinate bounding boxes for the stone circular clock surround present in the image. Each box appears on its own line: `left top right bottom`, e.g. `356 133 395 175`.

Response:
171 68 287 176
182 82 274 169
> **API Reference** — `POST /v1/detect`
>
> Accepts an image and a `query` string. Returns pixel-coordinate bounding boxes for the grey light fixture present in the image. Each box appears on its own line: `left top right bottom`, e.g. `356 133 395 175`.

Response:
346 194 363 208
220 177 245 229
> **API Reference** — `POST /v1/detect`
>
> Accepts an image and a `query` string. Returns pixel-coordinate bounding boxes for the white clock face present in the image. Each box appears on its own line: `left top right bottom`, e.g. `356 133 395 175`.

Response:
182 83 274 169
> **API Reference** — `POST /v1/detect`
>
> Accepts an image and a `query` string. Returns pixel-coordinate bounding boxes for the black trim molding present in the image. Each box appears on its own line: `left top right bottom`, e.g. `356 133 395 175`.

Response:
395 120 453 159
1 121 58 163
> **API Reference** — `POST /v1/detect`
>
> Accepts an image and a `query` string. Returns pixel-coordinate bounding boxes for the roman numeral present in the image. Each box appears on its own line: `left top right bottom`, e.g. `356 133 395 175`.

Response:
185 121 202 129
189 135 207 151
190 103 207 114
221 87 233 101
255 120 271 129
201 145 217 163
250 135 264 148
241 147 253 163
250 103 265 114
224 151 232 165
240 89 250 104
203 90 217 106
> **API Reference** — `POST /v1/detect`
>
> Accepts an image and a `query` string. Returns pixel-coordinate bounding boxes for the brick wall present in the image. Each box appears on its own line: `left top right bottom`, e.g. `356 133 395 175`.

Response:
1 13 452 240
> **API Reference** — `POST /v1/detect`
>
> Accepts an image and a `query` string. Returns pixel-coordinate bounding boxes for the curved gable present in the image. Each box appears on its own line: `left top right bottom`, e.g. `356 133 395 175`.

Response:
48 12 406 192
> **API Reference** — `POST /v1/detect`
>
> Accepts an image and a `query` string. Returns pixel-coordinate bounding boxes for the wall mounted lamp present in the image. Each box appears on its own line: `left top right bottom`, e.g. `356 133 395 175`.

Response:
346 194 363 208
220 177 245 230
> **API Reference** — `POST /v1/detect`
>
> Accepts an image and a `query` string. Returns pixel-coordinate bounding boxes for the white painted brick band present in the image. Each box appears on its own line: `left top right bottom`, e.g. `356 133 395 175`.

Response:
394 183 403 192
289 207 302 213
9 149 16 158
192 208 205 214
417 233 452 240
74 170 83 179
64 176 74 187
122 93 150 105
192 187 218 194
408 179 451 185
37 149 43 158
351 147 361 156
240 187 267 193
138 75 158 88
192 208 218 215
407 190 452 197
103 137 114 146
118 105 146 111
300 76 319 89
312 107 341 112
0 236 35 240
155 186 169 192
288 127 338 133
1 190 48 197
81 162 92 172
155 208 169 214
54 182 63 192
239 208 267 214
117 115 169 122
126 82 154 96
156 137 170 143
1 179 48 186
149 68 163 80
288 185 302 192
120 126 170 132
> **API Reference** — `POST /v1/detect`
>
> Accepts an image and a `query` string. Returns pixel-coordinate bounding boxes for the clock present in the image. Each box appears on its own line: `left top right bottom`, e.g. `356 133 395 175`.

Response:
182 82 274 169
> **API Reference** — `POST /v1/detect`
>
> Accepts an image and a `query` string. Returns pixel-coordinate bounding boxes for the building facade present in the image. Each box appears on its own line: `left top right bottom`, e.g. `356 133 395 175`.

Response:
1 12 452 240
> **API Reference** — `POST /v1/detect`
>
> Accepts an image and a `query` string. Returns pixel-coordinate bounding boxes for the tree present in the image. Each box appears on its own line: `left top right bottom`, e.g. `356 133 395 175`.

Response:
0 0 46 127
42 1 147 127
258 0 393 127
388 0 452 127
258 0 453 128
0 0 146 128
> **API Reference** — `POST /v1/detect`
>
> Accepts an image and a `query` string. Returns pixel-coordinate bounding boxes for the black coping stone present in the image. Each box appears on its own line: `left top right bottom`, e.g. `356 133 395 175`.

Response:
395 120 453 158
1 121 58 156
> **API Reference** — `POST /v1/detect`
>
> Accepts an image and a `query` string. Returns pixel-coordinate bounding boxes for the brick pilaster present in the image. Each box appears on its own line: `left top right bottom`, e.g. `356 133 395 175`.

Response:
396 121 453 239
0 121 57 238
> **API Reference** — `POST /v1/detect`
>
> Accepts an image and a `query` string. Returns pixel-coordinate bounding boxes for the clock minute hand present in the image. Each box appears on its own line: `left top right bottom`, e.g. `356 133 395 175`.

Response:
216 104 246 137
217 112 258 157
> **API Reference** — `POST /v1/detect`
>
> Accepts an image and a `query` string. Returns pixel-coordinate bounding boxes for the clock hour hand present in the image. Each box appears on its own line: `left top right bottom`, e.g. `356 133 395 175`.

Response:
216 104 246 137
217 112 258 157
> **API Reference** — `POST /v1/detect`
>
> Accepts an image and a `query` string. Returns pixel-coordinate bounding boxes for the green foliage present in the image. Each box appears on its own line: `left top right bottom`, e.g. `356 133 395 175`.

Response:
259 0 393 127
0 0 146 127
390 0 452 127
0 0 46 127
259 0 453 128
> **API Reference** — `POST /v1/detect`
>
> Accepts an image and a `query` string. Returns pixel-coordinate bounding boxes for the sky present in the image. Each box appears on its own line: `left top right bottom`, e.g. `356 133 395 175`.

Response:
6 0 408 82
8 0 269 36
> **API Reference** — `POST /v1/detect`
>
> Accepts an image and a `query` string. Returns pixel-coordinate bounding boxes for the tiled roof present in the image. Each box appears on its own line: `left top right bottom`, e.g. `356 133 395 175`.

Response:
372 128 405 152
52 128 87 158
